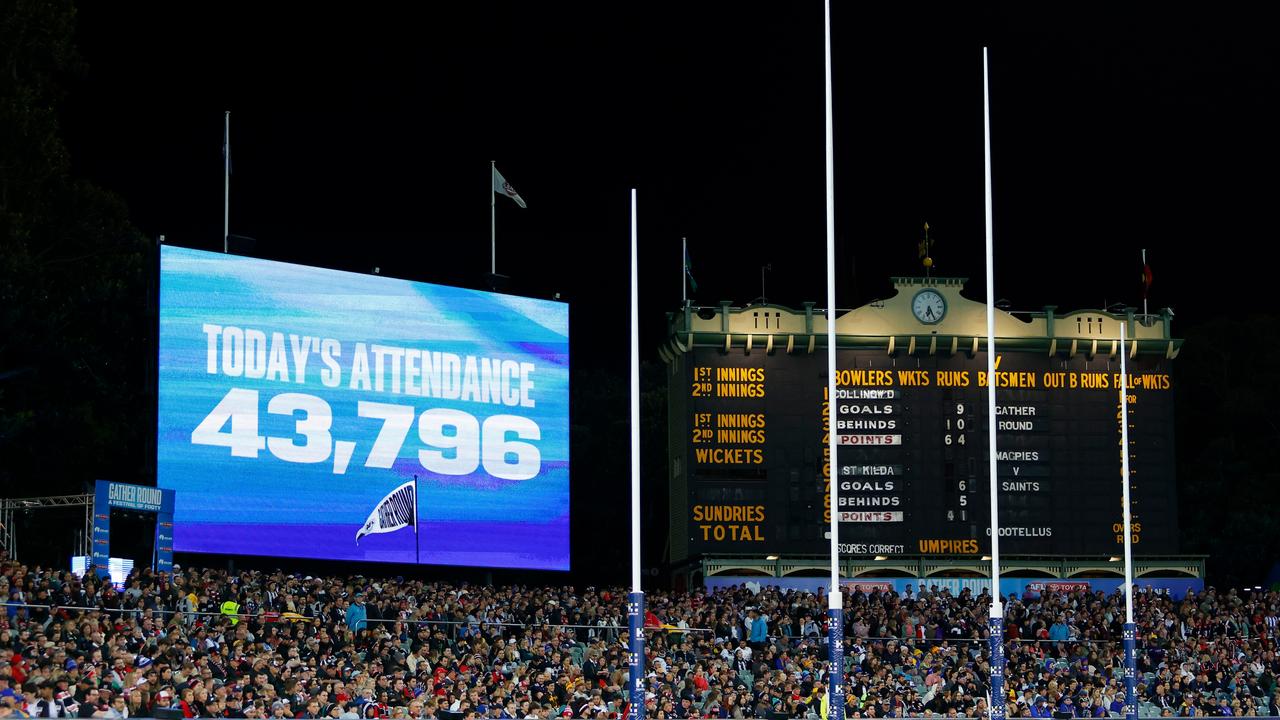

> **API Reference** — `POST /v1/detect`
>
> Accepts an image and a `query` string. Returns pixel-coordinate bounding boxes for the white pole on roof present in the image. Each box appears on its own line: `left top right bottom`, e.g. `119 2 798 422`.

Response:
682 236 688 305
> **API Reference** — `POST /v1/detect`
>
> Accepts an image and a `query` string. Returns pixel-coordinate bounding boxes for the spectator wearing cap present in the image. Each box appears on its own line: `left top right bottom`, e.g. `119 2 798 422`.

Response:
1 693 26 718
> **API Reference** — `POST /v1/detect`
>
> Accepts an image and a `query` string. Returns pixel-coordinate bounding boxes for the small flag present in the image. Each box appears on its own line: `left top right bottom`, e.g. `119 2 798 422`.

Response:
493 166 527 208
1141 261 1153 299
684 244 698 292
355 480 417 544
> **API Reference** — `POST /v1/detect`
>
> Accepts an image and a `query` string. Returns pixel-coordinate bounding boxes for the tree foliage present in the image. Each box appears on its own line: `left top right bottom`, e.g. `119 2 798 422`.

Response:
0 0 151 495
1175 316 1280 587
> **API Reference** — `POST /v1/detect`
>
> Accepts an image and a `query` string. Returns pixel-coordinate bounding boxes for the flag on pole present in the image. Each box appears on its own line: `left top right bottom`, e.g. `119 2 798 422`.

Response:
493 166 526 208
684 243 698 292
355 481 417 544
1141 256 1153 299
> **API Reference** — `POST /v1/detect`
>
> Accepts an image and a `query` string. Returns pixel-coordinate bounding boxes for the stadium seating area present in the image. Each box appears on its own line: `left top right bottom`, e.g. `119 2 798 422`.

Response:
2 561 1278 719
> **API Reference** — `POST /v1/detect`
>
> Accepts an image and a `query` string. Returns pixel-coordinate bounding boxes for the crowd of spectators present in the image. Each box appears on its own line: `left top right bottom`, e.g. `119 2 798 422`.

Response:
2 559 1279 719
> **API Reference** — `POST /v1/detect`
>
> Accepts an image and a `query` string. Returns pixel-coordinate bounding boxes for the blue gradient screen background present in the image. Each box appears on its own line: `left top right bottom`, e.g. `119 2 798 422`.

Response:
157 246 569 570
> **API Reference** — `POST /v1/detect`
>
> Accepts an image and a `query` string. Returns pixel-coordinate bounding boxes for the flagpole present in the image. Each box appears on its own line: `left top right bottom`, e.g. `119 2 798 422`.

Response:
1119 323 1137 720
682 237 688 305
491 161 497 275
982 47 1007 720
822 3 845 720
224 111 230 254
627 188 646 720
1141 248 1148 317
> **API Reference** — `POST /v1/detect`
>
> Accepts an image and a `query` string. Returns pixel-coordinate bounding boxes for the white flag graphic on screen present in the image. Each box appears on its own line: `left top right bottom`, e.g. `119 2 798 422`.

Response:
355 480 417 544
493 166 527 208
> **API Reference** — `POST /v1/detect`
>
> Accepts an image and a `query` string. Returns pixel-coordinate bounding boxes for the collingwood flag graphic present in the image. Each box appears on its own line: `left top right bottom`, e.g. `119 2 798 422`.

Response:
356 480 417 544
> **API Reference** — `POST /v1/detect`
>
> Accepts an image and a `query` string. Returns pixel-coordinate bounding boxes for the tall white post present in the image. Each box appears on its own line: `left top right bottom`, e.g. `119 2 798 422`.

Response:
982 47 1006 720
1120 323 1135 622
1120 322 1138 720
629 187 641 598
627 189 646 719
822 2 846 719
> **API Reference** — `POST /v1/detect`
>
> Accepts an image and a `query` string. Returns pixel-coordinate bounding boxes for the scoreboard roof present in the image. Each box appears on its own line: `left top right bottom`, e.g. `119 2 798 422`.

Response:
662 276 1180 359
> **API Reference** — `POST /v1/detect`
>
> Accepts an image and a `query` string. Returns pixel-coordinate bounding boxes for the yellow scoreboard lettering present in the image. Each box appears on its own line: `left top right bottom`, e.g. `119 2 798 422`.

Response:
693 504 766 543
934 370 969 387
836 369 894 386
693 447 764 464
917 538 980 555
977 370 1038 388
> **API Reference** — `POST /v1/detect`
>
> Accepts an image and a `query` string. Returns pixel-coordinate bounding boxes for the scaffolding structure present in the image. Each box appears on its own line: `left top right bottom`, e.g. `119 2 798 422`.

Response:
0 494 94 561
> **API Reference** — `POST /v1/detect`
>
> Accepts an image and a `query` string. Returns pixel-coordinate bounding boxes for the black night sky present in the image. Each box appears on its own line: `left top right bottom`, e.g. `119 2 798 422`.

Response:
64 4 1279 327
6 3 1280 584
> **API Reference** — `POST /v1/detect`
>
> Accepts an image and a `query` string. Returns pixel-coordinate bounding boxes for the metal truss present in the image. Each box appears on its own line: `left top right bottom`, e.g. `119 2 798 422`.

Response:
0 494 94 561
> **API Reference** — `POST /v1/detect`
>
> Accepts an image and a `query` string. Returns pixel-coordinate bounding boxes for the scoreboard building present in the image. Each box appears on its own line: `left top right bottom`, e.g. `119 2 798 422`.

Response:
662 276 1203 588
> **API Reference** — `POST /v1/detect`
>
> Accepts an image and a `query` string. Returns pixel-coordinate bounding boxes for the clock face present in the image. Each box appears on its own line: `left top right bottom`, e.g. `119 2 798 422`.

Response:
912 289 947 324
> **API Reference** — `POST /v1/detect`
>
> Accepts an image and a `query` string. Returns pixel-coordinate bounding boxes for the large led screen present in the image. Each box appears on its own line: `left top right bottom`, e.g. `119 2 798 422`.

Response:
158 246 569 570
